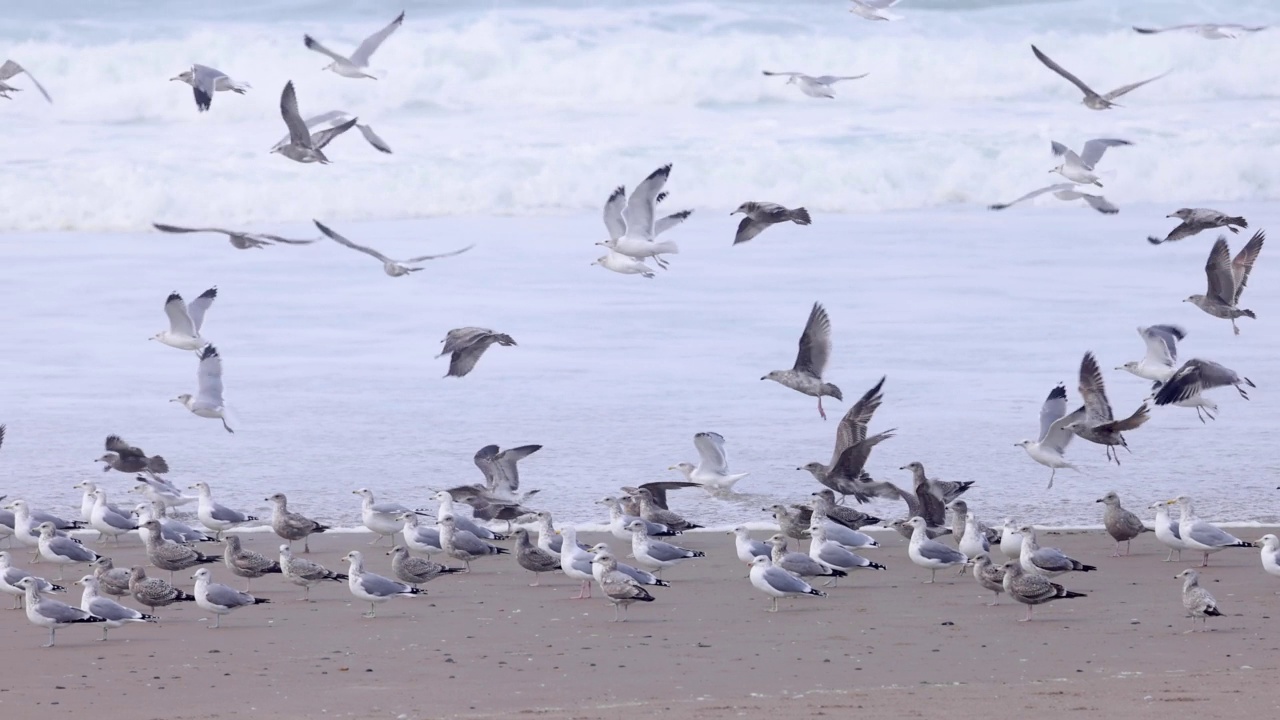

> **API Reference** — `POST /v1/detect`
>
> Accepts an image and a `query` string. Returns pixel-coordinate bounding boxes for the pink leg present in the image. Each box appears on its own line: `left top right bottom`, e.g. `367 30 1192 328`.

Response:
817 397 827 420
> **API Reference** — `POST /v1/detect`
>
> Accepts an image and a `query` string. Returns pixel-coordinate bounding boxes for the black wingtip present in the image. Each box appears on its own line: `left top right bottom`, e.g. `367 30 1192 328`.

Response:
199 344 218 361
647 163 673 181
1047 383 1067 401
198 286 217 299
1147 236 1164 245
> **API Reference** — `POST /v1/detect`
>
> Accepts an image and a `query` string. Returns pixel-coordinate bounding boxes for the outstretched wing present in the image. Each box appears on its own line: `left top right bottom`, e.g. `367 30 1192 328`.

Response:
988 183 1077 211
314 220 393 263
1230 230 1265 304
831 376 886 465
279 81 313 148
1030 45 1099 98
602 186 627 240
1203 237 1235 303
350 11 406 66
163 292 196 337
693 432 730 474
622 165 671 241
0 60 51 103
793 302 832 376
195 345 226 409
403 244 476 263
813 74 869 84
654 209 692 236
1036 384 1067 441
303 35 348 63
309 117 358 150
1077 351 1115 424
1079 192 1119 214
357 124 393 153
1140 325 1184 367
186 287 217 333
1079 138 1133 168
1102 73 1168 102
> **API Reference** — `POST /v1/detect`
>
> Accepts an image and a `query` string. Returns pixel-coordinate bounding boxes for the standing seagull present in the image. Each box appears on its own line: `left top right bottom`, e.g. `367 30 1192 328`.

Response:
596 166 681 268
747 555 825 612
342 550 424 618
76 575 157 641
279 545 346 600
191 568 270 629
172 344 233 433
988 183 1118 215
1001 561 1086 622
762 302 842 419
1062 352 1150 464
668 432 750 492
905 517 968 582
304 11 405 80
0 59 52 102
152 223 316 250
1148 208 1247 245
1030 45 1167 110
151 288 217 351
169 65 248 112
762 70 869 99
730 202 811 245
1174 569 1222 632
1185 231 1264 335
1096 491 1150 557
1168 496 1254 567
315 220 473 276
848 0 903 21
1049 138 1132 186
437 327 516 378
1015 384 1078 488
16 577 103 647
266 493 328 552
592 552 655 622
272 81 344 164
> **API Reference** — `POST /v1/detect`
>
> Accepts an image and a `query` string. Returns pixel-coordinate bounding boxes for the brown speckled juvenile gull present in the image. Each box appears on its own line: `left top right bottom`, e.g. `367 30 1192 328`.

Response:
592 551 654 622
437 327 516 377
1148 208 1247 245
1001 560 1086 621
731 201 811 245
1175 569 1222 632
266 493 329 552
1185 231 1264 335
1096 491 1150 556
762 302 842 420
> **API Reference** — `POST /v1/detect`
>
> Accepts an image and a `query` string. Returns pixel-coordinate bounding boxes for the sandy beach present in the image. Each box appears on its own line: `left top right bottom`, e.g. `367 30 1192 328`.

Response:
1 527 1277 719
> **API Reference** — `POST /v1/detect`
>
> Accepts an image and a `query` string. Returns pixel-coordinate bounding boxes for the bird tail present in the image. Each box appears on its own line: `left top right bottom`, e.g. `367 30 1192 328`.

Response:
75 616 107 624
653 528 679 537
196 555 218 565
1076 562 1098 572
1228 540 1254 549
789 208 812 225
1061 590 1087 599
149 457 171 474
1227 216 1247 229
495 334 517 347
1241 309 1257 319
689 550 707 558
176 590 196 601
828 568 849 578
807 588 827 597
140 612 160 621
821 383 843 401
868 561 887 570
315 524 331 533
495 547 511 555
1146 236 1166 245
252 597 272 605
329 572 349 582
245 515 260 522
651 578 672 587
652 241 679 255
1204 606 1224 617
439 567 467 575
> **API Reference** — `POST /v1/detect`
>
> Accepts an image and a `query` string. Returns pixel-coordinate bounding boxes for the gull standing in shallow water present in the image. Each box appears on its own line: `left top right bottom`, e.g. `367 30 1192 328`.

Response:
669 432 750 492
1185 231 1264 335
342 550 423 618
596 165 682 269
152 223 317 250
304 11 405 79
988 183 1117 214
1096 491 1150 556
437 327 516 378
1062 351 1150 464
273 81 344 164
1048 138 1132 186
1148 208 1248 245
0 59 52 102
169 65 248 112
1031 44 1168 109
730 202 811 245
151 288 216 352
316 220 473 277
1001 561 1086 621
1175 569 1222 632
762 302 842 419
1016 384 1079 488
762 70 869 99
172 345 233 433
1168 496 1253 566
191 568 270 628
748 555 825 612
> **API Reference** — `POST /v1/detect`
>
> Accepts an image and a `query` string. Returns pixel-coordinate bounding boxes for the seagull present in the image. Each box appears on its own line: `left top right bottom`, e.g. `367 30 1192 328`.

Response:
970 554 1006 605
905 517 967 583
1253 535 1280 587
169 65 248 112
152 223 317 249
988 183 1118 214
1017 524 1097 578
191 568 270 629
1061 351 1150 465
1185 231 1264 335
150 288 216 352
762 302 842 419
1149 501 1186 562
279 545 346 600
315 220 473 276
592 249 655 278
0 59 52 102
1169 496 1254 567
761 70 869 99
191 482 258 541
1174 569 1223 632
1117 325 1185 386
1148 208 1248 245
1134 24 1267 40
172 345 233 433
1049 139 1132 186
748 555 826 612
1015 384 1079 488
596 165 681 268
1096 491 1150 557
730 202 811 245
848 0 903 22
342 550 424 618
437 327 516 378
271 110 392 155
304 11 405 80
15 577 103 647
464 444 542 503
1001 561 1086 622
668 432 750 492
1031 45 1168 110
592 551 655 622
798 376 895 501
1153 359 1254 420
272 81 345 164
98 436 169 476
76 575 157 641
265 492 329 552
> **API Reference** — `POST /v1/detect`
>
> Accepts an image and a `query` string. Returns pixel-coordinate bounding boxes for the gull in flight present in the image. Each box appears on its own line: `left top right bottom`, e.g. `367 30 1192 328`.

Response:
1185 231 1264 335
1015 384 1079 489
271 110 392 156
1062 351 1150 465
151 288 217 351
761 71 869 99
1134 24 1267 40
1031 45 1168 110
1149 208 1248 245
592 250 654 278
762 302 842 420
304 11 405 80
668 432 750 492
596 165 681 269
730 202 811 245
0 59 52 102
1117 324 1186 391
1049 138 1132 186
848 0 903 22
988 183 1117 214
437 327 516 378
1153 358 1254 421
172 345 233 434
273 81 351 164
152 223 316 249
315 220 474 276
169 65 248 112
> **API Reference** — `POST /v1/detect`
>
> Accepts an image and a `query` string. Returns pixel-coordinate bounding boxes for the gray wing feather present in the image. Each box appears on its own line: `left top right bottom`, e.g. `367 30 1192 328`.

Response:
205 583 254 608
357 124 392 153
918 540 966 564
49 537 97 561
1031 547 1075 572
763 566 812 593
279 82 312 149
88 597 143 622
793 302 832 376
210 504 248 523
1188 521 1241 548
350 11 405 66
359 572 413 597
645 541 693 562
37 598 94 622
1079 139 1133 168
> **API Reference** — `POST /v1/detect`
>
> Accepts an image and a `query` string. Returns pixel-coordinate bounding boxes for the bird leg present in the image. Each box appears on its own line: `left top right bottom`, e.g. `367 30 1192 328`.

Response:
44 628 56 648
365 603 377 618
653 255 669 269
1231 319 1240 336
986 592 1000 607
1046 469 1056 490
1019 605 1033 622
571 580 591 600
529 573 540 587
210 614 222 629
101 626 110 641
1201 552 1210 568
367 533 383 547
1111 541 1122 558
768 597 779 613
925 569 936 584
817 397 827 421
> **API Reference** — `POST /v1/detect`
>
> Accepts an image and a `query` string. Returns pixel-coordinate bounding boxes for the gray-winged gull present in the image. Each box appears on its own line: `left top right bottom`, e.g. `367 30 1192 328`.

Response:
0 551 65 609
762 70 869 99
76 575 157 640
1168 496 1253 566
388 545 462 588
317 220 474 277
1254 535 1280 585
1049 138 1132 185
36 523 100 579
1096 491 1150 556
768 534 846 581
1017 524 1097 577
988 183 1118 214
169 64 248 111
730 527 770 570
592 551 654 621
948 500 1000 546
999 519 1024 560
669 431 750 491
1149 208 1248 245
1153 358 1254 421
304 11 404 79
1117 324 1185 388
151 288 216 352
849 0 902 21
279 544 347 599
133 502 213 544
437 327 516 377
172 344 233 433
1149 501 1186 562
592 250 655 278
433 491 506 541
88 557 129 598
190 483 257 542
16 577 104 646
191 568 270 628
89 489 138 543
152 222 317 249
599 497 677 539
1031 44 1166 110
557 526 597 598
748 555 825 612
353 488 415 545
438 515 508 571
1185 231 1264 335
0 59 52 102
273 81 336 164
630 487 702 532
798 377 895 502
1175 569 1222 632
807 523 885 586
271 110 392 156
397 513 444 555
586 543 668 587
626 520 704 578
1001 561 1086 621
1134 24 1267 39
905 517 967 583
342 550 423 617
731 201 812 246
596 165 681 268
762 302 842 419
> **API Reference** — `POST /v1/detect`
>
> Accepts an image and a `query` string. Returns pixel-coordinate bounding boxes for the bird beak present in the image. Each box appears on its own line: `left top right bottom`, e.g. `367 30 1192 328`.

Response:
795 467 803 471
1094 498 1103 503
1254 540 1265 548
666 465 676 470
759 376 767 381
1166 213 1176 218
169 76 181 82
898 465 907 470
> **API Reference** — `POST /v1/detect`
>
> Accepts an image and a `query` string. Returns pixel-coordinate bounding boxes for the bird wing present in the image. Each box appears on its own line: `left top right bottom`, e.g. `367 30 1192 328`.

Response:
313 220 394 263
194 345 226 409
1030 45 1099 98
693 432 730 474
988 183 1077 210
1132 25 1193 34
350 11 406 66
831 376 886 464
831 430 895 480
1036 384 1068 441
186 287 217 333
1140 325 1184 367
1049 142 1085 168
622 165 671 241
105 435 144 459
733 216 772 245
357 124 393 154
162 292 197 337
403 244 476 264
1230 230 1265 304
256 232 317 245
1154 360 1232 404
309 117 359 151
494 445 541 493
761 70 804 78
813 74 869 84
1042 407 1080 454
0 60 51 103
792 302 833 376
1203 237 1236 303
448 347 486 377
654 209 692 236
1079 192 1119 214
279 81 313 148
1102 72 1169 101
602 186 628 241
1078 351 1115 424
1079 139 1133 168
302 35 349 63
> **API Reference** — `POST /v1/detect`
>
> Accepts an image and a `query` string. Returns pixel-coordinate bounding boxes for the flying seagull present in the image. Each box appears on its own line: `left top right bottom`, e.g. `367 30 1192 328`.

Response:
0 59 52 102
1062 351 1150 464
762 302 842 420
798 376 895 502
151 288 216 352
304 11 405 79
1150 208 1249 245
1153 359 1255 419
592 250 655 278
169 65 249 112
731 202 811 245
315 220 473 277
988 183 1117 214
1185 231 1264 335
1116 324 1185 386
437 327 516 378
1134 24 1266 40
668 432 750 492
152 223 316 249
271 110 393 156
1015 384 1078 489
849 0 903 22
1031 44 1168 110
172 345 233 434
761 71 869 99
596 165 681 269
1049 138 1132 186
272 81 351 164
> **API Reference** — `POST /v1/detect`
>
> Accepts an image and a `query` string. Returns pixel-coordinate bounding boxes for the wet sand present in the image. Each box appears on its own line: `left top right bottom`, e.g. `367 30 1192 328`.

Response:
1 527 1277 719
